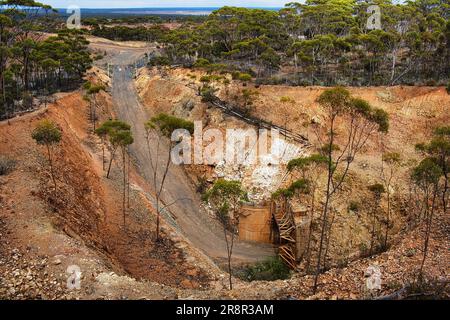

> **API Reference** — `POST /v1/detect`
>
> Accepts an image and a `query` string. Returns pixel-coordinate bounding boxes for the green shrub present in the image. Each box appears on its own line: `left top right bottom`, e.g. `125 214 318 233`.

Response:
200 85 218 102
0 156 16 175
196 176 209 194
149 56 170 66
205 63 227 73
238 256 291 282
348 200 360 212
200 75 211 83
87 84 105 94
230 72 252 82
83 81 92 90
231 71 241 80
359 242 368 256
404 248 416 257
238 73 252 82
193 58 210 68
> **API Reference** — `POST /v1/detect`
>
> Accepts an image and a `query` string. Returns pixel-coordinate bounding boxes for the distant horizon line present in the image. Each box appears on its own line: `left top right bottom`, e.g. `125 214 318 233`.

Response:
55 6 282 9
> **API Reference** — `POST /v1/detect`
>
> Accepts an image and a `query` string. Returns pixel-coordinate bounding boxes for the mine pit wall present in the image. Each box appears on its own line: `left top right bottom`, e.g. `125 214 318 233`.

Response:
239 204 273 243
239 203 312 262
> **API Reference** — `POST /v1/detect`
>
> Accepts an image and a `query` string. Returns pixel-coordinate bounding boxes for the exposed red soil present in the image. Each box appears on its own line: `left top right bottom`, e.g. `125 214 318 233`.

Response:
0 89 211 295
1 57 448 299
135 67 449 289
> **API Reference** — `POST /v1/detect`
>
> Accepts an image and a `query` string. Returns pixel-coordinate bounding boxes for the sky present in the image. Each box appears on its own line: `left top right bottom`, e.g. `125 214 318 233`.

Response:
44 0 292 9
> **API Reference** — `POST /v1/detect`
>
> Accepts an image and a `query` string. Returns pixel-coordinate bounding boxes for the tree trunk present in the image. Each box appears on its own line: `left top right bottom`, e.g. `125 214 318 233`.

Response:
46 144 57 191
223 225 234 290
369 205 377 256
122 149 126 227
442 164 448 214
419 185 438 277
156 201 160 241
106 148 116 178
229 231 234 290
101 138 105 171
24 55 29 91
127 148 130 208
156 143 172 241
390 49 397 83
313 121 334 294
323 209 335 271
305 187 316 271
384 190 391 248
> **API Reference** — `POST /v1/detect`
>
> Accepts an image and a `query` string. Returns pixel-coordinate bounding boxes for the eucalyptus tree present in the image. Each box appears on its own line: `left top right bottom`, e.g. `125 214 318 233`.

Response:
287 154 329 269
416 126 450 213
144 113 194 241
203 179 248 290
311 88 389 293
380 152 402 248
85 82 106 131
111 129 134 226
411 158 442 277
153 1 449 86
96 120 131 179
367 183 386 256
0 2 92 120
31 119 61 191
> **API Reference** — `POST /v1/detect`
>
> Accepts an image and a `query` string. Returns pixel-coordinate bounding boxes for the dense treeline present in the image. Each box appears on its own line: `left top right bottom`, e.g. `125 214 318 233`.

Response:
0 0 92 120
84 16 163 25
83 14 206 26
88 14 207 41
91 25 168 42
92 0 449 86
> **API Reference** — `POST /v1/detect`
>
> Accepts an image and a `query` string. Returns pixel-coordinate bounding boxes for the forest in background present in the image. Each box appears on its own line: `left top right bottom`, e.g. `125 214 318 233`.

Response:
1 1 448 121
91 0 450 87
0 0 92 120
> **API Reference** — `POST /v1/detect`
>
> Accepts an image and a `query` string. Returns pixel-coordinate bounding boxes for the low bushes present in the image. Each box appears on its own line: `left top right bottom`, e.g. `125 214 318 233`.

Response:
237 256 291 282
0 156 16 176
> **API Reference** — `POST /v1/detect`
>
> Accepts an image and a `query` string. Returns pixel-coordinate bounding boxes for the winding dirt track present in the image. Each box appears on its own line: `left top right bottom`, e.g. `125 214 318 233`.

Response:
91 41 275 265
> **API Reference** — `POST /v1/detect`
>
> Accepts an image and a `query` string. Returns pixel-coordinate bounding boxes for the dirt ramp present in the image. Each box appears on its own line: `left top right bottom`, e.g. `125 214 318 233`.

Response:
0 90 213 291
